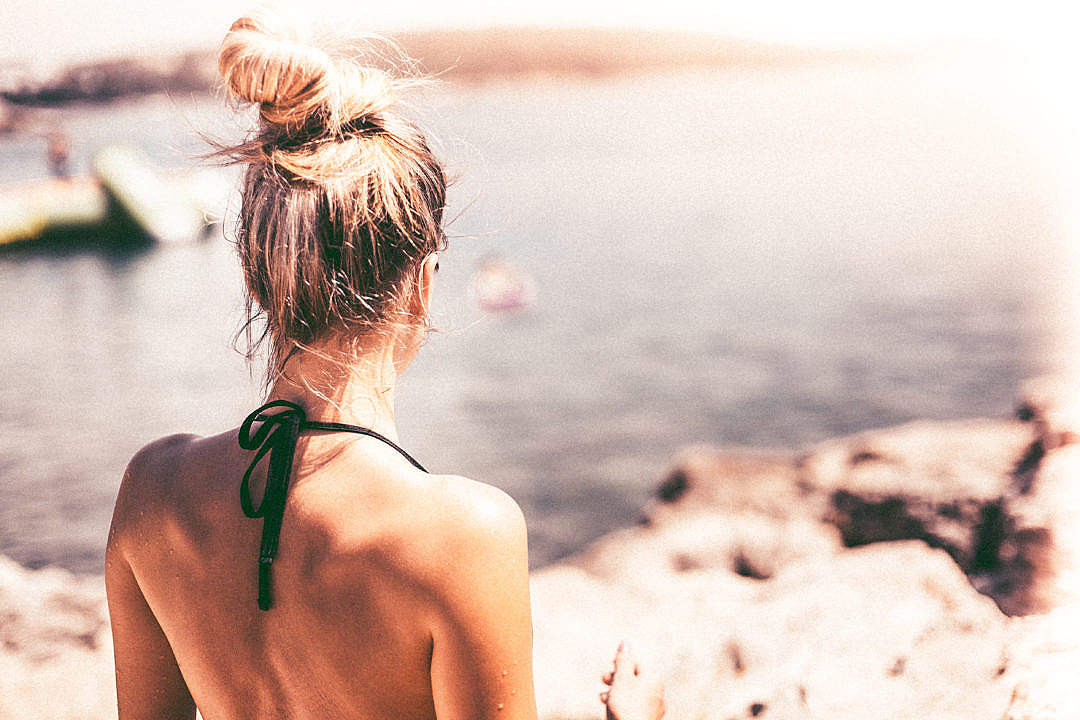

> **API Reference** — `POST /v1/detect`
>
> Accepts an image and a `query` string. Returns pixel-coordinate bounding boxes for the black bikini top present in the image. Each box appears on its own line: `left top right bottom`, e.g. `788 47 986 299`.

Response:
238 400 428 611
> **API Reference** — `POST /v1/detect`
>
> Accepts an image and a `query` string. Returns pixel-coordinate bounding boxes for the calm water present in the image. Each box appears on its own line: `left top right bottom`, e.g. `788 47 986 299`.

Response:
0 57 1073 574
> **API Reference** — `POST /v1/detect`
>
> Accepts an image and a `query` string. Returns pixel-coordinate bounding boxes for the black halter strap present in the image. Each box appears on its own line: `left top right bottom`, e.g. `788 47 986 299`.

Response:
238 400 427 611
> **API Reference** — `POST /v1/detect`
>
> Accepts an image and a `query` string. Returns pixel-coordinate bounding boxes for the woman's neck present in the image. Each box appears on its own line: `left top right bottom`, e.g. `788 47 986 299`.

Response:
266 342 403 441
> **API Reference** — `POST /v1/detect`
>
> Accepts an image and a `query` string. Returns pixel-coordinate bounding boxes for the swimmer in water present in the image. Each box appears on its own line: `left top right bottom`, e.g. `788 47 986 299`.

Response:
46 128 71 178
106 8 664 720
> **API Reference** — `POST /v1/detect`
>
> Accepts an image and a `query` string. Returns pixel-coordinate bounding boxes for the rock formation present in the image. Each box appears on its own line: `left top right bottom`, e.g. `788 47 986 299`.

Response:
532 378 1080 719
0 557 113 720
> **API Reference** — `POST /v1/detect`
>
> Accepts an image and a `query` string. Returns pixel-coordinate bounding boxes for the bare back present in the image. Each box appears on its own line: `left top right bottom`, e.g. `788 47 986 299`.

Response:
106 429 536 720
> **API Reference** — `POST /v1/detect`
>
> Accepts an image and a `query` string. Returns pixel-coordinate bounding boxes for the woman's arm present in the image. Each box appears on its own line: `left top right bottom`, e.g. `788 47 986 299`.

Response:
105 454 196 720
428 480 538 720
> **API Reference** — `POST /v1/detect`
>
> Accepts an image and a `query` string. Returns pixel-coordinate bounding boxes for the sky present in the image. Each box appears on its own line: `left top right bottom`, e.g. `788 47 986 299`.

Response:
0 0 1073 70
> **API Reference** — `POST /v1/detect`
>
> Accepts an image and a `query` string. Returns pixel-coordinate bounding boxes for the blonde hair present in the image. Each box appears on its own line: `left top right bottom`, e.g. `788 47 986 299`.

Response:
215 7 447 390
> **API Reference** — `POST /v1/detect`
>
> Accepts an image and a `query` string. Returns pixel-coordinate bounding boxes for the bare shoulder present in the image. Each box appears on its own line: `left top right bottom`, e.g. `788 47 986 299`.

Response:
408 474 530 599
108 433 200 553
427 474 528 556
423 475 535 713
307 465 527 570
126 433 200 477
118 433 201 502
321 472 529 590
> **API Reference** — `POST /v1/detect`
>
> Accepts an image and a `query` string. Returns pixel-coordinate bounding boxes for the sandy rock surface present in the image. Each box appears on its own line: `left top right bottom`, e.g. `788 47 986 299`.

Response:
1000 605 1080 720
534 542 1015 720
0 556 114 720
532 380 1080 719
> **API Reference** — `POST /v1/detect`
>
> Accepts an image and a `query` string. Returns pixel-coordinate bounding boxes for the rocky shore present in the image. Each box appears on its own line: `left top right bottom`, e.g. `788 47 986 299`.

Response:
532 377 1080 720
3 379 1078 719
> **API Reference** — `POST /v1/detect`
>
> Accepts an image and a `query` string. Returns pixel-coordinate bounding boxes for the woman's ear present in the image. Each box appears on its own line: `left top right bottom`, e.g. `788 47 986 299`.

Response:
416 253 439 320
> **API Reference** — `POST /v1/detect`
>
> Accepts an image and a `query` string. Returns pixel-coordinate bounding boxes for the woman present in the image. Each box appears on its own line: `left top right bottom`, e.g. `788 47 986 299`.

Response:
105 9 664 720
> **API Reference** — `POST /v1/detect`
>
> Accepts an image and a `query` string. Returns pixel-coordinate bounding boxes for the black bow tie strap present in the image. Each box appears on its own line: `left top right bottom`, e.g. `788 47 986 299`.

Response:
238 400 428 611
238 400 306 611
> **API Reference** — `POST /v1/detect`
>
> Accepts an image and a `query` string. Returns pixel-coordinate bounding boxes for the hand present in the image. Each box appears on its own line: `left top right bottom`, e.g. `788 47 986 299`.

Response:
599 642 665 720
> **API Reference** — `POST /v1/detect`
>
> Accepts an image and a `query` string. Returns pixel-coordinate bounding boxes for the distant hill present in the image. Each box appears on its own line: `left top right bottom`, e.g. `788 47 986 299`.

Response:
396 27 864 79
0 26 886 107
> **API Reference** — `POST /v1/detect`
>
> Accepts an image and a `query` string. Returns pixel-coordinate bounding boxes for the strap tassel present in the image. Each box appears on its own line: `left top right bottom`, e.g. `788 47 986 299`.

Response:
257 557 273 611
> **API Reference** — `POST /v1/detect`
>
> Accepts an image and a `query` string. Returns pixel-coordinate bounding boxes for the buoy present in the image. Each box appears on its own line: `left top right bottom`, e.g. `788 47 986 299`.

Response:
469 255 536 313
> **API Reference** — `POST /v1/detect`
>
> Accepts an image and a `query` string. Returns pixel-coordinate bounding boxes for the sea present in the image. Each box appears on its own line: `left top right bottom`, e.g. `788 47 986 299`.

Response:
0 54 1075 574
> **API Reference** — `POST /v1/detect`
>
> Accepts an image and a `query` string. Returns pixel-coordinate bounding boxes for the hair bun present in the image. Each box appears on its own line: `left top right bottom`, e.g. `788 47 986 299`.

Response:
218 6 394 134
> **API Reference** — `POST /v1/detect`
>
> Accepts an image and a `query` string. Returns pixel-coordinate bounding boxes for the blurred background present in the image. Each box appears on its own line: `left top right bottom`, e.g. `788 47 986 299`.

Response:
0 0 1076 578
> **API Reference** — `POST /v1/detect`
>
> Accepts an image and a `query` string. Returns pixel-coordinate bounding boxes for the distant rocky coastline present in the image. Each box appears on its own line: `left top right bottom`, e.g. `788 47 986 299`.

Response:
0 27 885 111
3 377 1077 719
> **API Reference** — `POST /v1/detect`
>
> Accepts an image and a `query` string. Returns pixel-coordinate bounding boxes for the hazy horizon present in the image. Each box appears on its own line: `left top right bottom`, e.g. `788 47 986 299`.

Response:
0 0 1059 72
